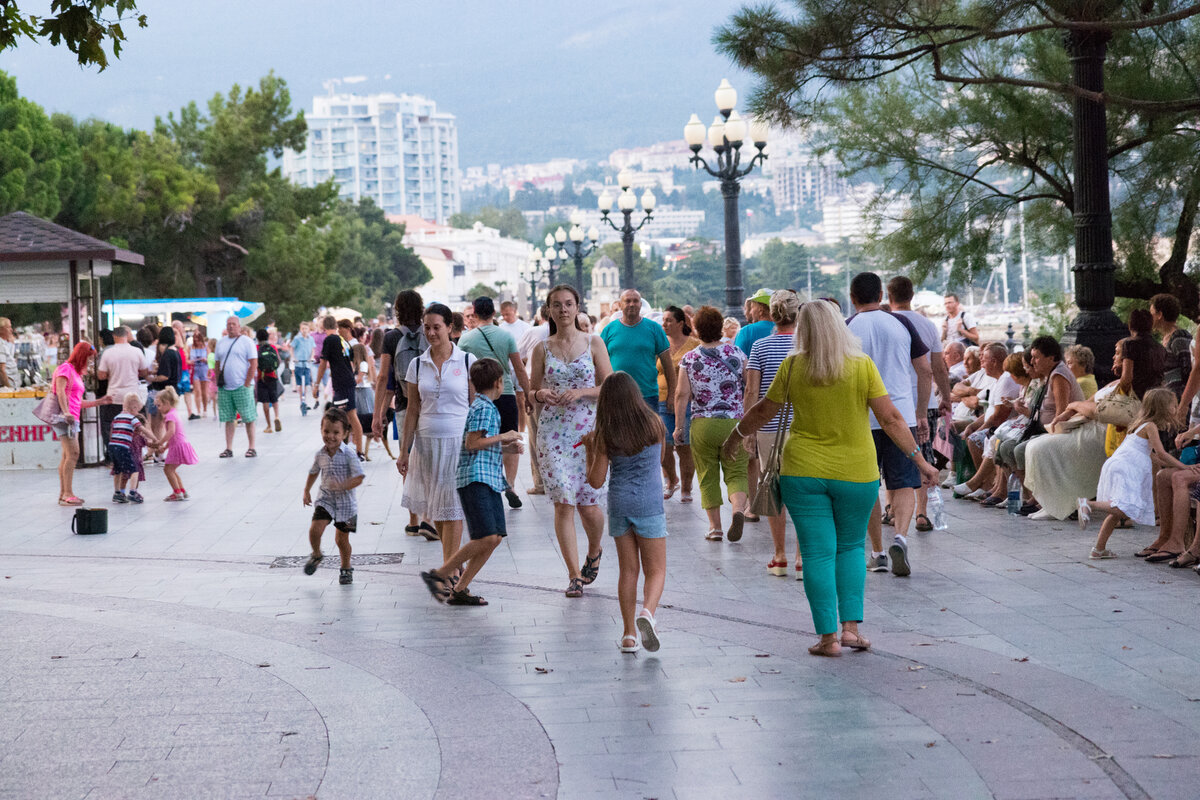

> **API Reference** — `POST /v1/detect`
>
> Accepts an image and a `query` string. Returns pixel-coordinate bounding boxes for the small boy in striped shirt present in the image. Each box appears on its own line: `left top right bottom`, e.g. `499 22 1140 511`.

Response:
109 393 162 504
420 358 522 606
303 406 365 584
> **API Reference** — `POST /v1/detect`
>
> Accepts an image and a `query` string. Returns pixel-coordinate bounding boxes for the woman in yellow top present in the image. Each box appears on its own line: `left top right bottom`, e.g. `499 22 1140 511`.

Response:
725 300 937 657
657 306 699 502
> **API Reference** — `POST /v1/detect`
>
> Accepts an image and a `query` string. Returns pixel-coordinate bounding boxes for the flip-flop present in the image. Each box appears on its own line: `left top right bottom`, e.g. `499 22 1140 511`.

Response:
663 482 678 500
1145 551 1180 563
58 496 84 506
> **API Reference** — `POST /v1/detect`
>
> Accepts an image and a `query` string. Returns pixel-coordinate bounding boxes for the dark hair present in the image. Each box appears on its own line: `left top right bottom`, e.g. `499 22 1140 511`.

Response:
337 318 353 331
593 371 665 457
157 327 176 347
886 276 914 304
136 327 155 348
394 290 425 326
1128 308 1153 335
256 328 269 342
546 284 581 335
692 305 724 342
1030 335 1062 362
473 296 496 319
322 406 350 432
850 272 883 305
944 293 960 302
424 303 453 327
322 315 336 330
99 329 114 347
470 357 505 392
664 306 692 337
369 327 384 358
1150 293 1180 323
451 312 464 334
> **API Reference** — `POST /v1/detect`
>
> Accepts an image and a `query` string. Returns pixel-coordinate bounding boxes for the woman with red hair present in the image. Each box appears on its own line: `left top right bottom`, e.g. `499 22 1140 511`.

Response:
52 340 110 505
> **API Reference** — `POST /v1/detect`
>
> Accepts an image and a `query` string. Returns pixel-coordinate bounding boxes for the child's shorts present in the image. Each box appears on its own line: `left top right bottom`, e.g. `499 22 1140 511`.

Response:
312 505 356 533
609 513 668 539
457 481 507 540
107 443 136 476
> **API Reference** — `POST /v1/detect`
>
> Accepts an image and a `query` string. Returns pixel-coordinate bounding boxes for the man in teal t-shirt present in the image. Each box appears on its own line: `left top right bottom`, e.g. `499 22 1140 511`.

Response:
601 289 675 408
734 287 776 357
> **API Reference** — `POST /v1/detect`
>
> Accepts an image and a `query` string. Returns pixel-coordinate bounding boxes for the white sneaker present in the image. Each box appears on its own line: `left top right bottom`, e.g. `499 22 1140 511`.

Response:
1029 508 1055 520
952 482 972 498
941 474 956 489
967 488 990 501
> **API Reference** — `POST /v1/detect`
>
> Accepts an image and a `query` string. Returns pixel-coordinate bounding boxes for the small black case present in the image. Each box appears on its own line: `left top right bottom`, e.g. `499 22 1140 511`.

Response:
72 507 108 535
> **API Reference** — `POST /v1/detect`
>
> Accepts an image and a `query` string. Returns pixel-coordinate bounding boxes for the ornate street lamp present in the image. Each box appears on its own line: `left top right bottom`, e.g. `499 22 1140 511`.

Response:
520 250 551 317
684 79 768 322
538 242 568 288
545 211 601 310
598 167 655 292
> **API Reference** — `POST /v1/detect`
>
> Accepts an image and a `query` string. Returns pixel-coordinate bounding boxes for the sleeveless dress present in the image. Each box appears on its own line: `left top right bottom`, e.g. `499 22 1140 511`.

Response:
536 339 605 506
1095 422 1154 524
163 408 199 465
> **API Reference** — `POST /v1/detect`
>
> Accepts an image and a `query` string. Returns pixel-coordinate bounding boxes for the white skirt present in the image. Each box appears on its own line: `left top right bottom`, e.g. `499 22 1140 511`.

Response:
401 434 463 521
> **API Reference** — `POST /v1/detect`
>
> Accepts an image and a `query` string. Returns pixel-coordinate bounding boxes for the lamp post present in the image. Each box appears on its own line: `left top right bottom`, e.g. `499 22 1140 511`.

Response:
547 211 601 310
598 167 655 292
538 242 567 289
684 79 768 323
520 251 551 317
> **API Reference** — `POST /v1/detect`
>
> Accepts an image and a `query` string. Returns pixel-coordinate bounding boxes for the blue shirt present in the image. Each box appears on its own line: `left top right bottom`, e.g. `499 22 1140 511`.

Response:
290 334 315 365
601 317 669 399
456 395 506 492
734 320 774 357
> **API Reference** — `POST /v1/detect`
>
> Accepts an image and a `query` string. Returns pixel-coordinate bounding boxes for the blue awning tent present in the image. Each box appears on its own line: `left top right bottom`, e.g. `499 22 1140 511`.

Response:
102 298 266 332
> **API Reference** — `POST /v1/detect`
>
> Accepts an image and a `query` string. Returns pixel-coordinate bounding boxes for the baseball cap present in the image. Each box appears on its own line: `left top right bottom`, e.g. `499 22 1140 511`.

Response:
748 288 773 305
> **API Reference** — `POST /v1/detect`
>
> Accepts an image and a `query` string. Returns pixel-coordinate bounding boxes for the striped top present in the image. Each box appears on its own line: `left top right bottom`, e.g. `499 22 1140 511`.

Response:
747 333 796 433
109 412 143 449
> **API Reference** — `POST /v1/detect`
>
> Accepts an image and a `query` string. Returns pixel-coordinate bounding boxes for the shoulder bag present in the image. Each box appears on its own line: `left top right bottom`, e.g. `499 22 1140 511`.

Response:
1094 390 1139 428
31 391 66 426
750 356 793 518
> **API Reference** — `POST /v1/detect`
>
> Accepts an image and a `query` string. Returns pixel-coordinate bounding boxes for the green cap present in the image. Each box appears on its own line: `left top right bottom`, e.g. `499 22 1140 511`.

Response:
748 288 773 305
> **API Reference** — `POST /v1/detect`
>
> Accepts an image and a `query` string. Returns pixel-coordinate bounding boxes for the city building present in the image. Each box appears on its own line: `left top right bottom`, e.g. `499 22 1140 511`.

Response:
590 255 621 309
819 186 903 244
769 149 850 213
283 92 460 224
607 140 692 172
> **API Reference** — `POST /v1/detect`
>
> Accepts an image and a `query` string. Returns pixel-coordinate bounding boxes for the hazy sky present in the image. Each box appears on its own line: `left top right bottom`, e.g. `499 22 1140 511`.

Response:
5 0 757 165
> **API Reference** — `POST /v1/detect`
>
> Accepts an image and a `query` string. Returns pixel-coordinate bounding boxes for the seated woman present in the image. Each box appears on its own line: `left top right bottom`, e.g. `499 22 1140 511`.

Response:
954 353 1033 505
1065 344 1098 400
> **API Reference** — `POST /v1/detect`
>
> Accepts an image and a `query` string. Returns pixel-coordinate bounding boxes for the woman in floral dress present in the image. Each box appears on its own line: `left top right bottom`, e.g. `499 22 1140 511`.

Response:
530 284 613 597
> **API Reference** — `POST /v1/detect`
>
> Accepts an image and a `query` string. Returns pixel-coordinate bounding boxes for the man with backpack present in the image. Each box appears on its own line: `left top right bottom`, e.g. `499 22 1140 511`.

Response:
315 318 364 458
256 328 283 433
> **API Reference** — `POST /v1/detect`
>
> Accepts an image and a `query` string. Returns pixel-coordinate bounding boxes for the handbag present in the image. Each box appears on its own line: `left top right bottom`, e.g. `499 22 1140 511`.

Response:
750 357 793 518
71 507 107 535
177 370 192 393
1094 390 1139 428
31 391 67 425
1018 382 1048 443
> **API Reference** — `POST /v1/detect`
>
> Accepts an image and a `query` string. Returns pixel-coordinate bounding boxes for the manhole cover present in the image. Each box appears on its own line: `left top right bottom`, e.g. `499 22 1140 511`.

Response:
270 553 405 569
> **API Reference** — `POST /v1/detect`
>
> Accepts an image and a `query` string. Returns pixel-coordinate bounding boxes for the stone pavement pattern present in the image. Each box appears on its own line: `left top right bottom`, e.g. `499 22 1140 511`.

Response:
2 398 1199 799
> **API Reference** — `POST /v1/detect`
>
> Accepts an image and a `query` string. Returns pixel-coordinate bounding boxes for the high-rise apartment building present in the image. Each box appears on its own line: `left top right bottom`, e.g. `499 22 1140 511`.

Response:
282 92 460 223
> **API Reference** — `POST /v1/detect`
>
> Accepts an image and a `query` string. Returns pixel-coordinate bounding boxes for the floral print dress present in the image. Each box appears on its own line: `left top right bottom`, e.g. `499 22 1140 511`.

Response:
536 340 605 506
680 343 746 419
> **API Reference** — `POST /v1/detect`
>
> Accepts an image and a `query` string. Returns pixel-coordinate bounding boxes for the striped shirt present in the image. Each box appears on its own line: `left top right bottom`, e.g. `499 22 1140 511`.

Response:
109 412 143 449
309 443 364 523
747 333 796 433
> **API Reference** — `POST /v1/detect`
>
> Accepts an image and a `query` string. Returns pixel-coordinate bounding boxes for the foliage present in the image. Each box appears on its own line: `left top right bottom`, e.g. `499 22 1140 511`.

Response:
1030 290 1076 340
0 74 81 218
464 282 499 299
0 1 147 69
449 205 527 240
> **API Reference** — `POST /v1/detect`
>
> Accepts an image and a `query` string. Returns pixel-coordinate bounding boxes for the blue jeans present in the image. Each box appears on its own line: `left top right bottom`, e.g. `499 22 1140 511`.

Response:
781 475 880 635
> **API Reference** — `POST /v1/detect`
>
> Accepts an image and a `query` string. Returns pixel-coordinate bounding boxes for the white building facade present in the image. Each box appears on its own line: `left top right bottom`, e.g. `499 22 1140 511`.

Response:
283 92 461 224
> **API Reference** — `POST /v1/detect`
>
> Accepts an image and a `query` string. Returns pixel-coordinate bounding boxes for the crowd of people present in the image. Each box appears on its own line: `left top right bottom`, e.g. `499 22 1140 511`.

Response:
33 277 1200 657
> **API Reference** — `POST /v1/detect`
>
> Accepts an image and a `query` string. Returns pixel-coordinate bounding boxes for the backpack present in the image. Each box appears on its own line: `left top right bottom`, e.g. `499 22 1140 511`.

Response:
392 326 427 410
257 343 280 375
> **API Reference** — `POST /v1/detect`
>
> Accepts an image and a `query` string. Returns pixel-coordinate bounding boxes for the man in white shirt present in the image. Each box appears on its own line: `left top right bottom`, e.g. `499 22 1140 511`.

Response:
942 294 980 346
214 315 259 458
944 342 967 382
498 301 531 342
847 272 931 578
953 343 1013 499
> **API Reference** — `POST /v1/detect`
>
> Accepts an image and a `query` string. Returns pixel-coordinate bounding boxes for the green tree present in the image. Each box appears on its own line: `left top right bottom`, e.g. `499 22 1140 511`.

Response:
464 282 499 299
0 73 82 218
328 199 431 320
746 239 813 294
0 1 146 69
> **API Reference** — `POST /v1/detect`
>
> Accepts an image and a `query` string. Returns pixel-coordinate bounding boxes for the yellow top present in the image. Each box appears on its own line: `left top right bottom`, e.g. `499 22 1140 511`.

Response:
657 337 699 401
1078 374 1098 400
766 354 889 483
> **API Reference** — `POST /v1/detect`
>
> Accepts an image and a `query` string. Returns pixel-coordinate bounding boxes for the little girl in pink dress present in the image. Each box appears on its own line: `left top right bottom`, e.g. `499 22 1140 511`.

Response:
153 386 199 500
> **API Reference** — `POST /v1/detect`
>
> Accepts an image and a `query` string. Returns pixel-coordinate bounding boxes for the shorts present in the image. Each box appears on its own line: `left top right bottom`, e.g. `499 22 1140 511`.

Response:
872 428 921 490
256 378 281 404
218 386 258 423
659 400 692 445
457 481 507 540
643 395 659 413
608 513 668 539
312 504 357 533
51 419 79 438
192 363 209 383
292 364 312 386
330 390 356 413
108 444 137 475
145 389 158 418
495 394 519 434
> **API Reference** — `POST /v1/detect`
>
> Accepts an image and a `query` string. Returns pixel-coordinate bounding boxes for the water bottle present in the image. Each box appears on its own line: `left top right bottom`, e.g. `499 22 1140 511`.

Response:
1006 473 1022 516
926 486 948 530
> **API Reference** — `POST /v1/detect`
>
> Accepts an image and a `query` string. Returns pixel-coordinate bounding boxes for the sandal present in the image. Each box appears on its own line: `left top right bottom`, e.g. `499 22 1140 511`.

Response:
1169 552 1200 569
1134 547 1157 558
880 504 894 526
244 449 257 458
840 631 871 651
303 553 324 575
218 449 233 458
743 512 761 523
680 490 693 503
705 529 723 541
808 639 842 657
405 525 421 536
663 482 678 500
618 634 640 654
580 551 603 585
58 495 84 506
914 514 933 532
565 578 584 598
420 570 450 602
1145 551 1180 563
447 588 488 606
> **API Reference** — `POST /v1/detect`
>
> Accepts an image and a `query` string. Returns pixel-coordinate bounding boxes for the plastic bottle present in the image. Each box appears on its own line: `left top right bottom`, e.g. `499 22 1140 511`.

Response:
1006 473 1022 516
926 486 948 530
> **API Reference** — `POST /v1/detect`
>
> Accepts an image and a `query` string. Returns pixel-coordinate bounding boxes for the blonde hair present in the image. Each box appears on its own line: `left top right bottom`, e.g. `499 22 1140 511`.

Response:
769 289 801 325
794 300 862 386
1130 387 1178 434
121 394 143 414
155 386 179 411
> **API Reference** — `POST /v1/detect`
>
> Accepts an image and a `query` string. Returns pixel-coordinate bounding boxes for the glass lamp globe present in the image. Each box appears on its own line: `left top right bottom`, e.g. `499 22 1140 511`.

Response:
714 79 737 113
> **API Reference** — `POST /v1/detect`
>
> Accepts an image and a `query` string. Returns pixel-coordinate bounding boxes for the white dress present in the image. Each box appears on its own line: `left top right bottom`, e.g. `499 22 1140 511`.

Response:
1095 423 1155 525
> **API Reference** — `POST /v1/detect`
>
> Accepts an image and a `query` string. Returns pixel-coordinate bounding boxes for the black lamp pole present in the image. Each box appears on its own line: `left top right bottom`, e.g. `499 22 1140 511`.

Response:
599 182 654 292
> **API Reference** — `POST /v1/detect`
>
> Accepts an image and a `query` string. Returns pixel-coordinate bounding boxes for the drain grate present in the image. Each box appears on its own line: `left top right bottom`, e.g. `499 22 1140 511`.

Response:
270 553 405 569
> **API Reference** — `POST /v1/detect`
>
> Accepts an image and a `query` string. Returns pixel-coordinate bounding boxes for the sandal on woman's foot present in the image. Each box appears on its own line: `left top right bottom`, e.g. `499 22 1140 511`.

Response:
565 578 584 598
663 482 678 500
580 550 602 585
880 504 894 526
1169 552 1200 568
244 449 256 458
808 639 842 657
680 490 693 503
447 588 488 606
840 631 871 651
218 449 233 458
618 634 640 654
914 513 933 532
58 495 84 506
405 525 421 536
636 610 660 652
705 529 723 541
1134 547 1157 558
1145 550 1179 563
1090 548 1118 560
727 511 745 543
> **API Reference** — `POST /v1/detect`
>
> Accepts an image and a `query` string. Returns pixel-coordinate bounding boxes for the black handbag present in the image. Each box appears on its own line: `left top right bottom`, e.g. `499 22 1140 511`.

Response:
1018 383 1048 443
71 507 108 535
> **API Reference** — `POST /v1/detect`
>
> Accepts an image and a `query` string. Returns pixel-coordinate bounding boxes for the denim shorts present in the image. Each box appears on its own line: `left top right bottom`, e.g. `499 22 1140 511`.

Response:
608 513 668 539
458 481 507 540
145 389 158 418
872 428 921 490
659 400 692 446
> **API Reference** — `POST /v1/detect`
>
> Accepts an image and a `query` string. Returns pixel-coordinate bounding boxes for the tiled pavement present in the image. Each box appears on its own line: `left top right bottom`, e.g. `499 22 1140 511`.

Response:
2 396 1199 799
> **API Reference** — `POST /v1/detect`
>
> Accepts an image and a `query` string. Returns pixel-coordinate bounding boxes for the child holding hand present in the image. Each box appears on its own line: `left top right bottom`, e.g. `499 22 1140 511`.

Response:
303 407 366 584
109 393 162 504
154 386 198 501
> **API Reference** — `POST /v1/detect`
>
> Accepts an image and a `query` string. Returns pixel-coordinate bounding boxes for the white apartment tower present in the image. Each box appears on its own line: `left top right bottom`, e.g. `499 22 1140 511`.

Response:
282 92 461 223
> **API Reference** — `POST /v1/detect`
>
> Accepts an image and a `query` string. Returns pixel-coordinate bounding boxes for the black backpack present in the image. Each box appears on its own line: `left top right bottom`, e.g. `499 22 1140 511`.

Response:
258 343 280 374
392 326 427 410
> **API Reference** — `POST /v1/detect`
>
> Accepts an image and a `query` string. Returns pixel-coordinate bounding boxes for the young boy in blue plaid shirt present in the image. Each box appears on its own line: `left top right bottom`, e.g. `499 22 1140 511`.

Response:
303 407 365 584
421 358 522 605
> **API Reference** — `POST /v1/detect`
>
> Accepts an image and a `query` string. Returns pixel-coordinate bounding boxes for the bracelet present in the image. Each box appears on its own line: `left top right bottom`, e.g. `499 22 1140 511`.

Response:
905 447 920 460
733 422 747 437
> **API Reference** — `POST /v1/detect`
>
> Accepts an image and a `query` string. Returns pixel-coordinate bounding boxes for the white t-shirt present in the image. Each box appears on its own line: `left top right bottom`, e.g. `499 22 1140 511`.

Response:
952 369 999 422
896 310 941 410
948 361 968 383
405 345 475 438
98 342 145 403
214 334 257 390
847 310 925 429
982 372 1019 425
500 318 532 344
517 324 551 364
944 309 977 346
